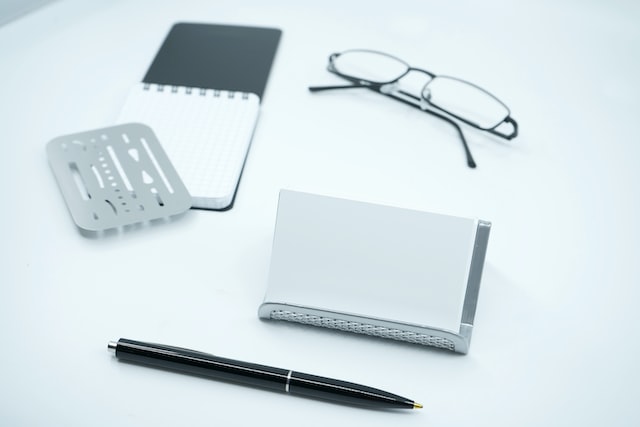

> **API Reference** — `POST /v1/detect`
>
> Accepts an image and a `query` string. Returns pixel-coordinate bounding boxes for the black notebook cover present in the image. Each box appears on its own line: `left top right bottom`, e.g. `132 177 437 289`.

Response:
143 23 281 101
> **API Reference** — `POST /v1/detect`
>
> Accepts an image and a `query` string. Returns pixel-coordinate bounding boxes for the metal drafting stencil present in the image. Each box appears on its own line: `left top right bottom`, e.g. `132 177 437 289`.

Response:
46 123 192 232
259 190 491 354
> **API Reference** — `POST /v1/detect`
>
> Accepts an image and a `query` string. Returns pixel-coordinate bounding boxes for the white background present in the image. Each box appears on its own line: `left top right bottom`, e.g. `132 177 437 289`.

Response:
1 0 639 425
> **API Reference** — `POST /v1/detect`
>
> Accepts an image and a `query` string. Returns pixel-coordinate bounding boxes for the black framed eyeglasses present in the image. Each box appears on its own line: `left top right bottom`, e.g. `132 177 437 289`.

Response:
309 49 518 168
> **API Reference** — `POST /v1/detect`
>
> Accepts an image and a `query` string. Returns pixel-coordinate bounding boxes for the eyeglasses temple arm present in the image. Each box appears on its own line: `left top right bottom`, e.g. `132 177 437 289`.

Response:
308 84 477 168
439 113 476 168
387 91 476 168
309 84 375 92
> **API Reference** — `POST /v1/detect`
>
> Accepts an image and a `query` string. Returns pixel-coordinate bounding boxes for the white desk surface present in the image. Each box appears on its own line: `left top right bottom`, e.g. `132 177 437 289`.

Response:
1 0 638 425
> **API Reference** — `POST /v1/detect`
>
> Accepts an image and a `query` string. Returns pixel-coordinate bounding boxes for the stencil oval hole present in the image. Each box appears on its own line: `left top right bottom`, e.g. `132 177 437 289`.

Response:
69 162 90 201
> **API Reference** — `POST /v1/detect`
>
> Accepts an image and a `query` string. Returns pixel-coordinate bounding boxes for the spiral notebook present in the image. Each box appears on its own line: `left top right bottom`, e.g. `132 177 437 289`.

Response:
118 23 281 210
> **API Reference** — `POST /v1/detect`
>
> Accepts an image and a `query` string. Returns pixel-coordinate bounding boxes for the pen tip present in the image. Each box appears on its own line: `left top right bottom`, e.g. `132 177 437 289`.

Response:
413 402 423 409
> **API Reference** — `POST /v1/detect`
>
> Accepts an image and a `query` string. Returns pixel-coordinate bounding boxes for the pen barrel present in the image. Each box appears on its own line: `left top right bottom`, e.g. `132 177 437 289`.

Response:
114 339 289 392
289 371 415 409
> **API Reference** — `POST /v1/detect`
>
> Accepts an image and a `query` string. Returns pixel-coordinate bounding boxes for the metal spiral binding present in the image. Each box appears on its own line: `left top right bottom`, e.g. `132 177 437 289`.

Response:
140 83 251 99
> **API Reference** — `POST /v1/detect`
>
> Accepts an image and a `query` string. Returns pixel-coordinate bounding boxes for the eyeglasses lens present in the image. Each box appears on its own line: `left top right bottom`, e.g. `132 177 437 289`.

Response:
332 50 409 84
422 77 509 129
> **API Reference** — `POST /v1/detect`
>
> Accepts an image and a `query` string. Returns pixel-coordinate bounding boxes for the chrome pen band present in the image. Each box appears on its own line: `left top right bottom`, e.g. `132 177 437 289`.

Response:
285 370 293 393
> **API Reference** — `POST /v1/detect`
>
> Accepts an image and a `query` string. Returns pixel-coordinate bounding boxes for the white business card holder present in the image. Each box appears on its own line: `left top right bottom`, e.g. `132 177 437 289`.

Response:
259 190 491 354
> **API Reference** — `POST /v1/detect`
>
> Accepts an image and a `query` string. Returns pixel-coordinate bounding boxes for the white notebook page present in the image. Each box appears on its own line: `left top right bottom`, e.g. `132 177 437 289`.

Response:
118 83 260 209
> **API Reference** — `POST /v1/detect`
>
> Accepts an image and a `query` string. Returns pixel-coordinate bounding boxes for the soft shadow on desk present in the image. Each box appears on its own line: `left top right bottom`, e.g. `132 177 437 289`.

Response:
471 263 538 352
0 0 56 27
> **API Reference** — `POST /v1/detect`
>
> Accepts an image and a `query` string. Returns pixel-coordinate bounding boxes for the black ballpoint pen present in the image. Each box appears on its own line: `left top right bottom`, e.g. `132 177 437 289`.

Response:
108 338 422 410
